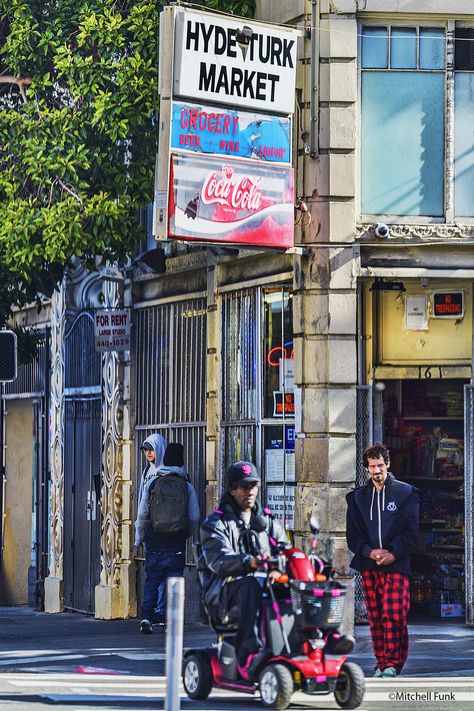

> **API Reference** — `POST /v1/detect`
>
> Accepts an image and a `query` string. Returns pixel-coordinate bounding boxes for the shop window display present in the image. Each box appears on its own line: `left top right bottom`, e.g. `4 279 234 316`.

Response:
262 291 295 530
383 379 466 618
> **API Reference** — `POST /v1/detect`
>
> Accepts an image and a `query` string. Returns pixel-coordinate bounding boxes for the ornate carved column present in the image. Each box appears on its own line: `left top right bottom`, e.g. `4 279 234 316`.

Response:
44 283 66 612
95 276 134 619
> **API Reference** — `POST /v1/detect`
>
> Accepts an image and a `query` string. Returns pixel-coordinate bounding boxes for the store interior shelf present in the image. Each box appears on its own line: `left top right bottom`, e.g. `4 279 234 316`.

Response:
403 416 462 421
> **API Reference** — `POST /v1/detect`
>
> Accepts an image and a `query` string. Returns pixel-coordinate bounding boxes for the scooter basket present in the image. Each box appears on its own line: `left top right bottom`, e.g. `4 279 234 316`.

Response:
290 580 346 629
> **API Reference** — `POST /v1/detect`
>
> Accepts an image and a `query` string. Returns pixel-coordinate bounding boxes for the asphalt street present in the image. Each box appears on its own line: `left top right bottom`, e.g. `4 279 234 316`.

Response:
0 607 473 710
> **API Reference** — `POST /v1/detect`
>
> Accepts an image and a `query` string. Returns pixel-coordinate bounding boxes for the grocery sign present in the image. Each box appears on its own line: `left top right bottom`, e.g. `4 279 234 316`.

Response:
171 102 291 163
155 6 298 247
173 10 297 114
168 153 294 248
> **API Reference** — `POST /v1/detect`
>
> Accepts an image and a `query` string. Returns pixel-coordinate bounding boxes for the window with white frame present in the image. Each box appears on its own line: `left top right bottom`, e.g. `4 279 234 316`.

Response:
361 25 474 220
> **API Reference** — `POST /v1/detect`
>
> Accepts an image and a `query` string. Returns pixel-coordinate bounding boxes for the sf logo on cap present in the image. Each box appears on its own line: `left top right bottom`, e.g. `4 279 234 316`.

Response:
242 464 252 476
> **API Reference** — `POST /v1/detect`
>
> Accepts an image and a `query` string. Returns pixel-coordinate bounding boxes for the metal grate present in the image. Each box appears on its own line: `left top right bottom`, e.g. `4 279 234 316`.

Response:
64 312 101 390
134 297 207 495
222 289 258 423
220 290 258 488
4 333 48 399
134 297 207 621
354 385 373 623
464 384 473 625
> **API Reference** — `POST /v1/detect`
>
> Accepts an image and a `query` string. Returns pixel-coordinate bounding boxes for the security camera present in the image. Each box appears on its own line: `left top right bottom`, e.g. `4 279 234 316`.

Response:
374 223 390 238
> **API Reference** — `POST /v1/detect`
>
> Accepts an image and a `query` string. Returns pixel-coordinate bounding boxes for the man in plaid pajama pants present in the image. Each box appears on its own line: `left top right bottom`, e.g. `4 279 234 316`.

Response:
346 444 419 678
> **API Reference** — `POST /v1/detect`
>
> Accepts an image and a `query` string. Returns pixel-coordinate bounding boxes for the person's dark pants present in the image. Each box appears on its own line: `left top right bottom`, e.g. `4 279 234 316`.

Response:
141 549 185 622
224 576 263 665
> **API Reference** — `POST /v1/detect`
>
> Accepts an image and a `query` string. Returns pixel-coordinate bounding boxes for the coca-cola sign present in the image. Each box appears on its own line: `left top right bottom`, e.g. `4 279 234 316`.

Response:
168 153 294 248
201 165 263 211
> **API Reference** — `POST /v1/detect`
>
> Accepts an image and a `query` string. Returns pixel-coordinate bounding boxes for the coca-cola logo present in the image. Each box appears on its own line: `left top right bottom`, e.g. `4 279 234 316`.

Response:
201 165 263 211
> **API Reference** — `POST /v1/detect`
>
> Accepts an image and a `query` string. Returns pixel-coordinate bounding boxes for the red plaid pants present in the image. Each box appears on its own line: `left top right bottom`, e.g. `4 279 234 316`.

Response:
362 570 410 673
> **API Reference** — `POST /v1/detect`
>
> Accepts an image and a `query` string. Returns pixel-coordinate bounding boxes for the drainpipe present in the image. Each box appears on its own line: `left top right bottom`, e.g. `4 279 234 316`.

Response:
310 0 320 158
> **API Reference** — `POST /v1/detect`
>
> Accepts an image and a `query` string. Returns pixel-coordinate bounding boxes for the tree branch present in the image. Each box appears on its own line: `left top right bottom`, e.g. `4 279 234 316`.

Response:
0 75 32 103
56 178 83 204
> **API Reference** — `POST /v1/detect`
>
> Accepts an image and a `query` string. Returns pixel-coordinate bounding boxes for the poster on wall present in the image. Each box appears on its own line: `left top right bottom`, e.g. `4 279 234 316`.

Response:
173 10 298 114
405 295 428 330
171 102 291 163
266 485 295 529
168 152 294 248
265 425 295 483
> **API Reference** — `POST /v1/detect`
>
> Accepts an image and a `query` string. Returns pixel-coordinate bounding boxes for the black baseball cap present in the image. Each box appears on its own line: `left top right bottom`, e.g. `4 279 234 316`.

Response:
226 461 260 489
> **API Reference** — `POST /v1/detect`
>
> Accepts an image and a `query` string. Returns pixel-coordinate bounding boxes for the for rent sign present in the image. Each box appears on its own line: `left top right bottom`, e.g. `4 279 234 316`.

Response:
94 310 131 352
173 10 297 114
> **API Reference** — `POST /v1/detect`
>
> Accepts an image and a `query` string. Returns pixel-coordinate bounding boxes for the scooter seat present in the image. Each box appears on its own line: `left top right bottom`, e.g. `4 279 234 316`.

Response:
210 606 240 633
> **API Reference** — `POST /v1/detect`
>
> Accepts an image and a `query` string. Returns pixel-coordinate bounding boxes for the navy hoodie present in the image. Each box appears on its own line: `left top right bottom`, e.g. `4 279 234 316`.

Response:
346 473 420 575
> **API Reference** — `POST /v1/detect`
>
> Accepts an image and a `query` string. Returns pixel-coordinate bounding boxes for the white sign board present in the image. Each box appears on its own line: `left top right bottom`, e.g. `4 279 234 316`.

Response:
265 449 296 483
266 485 295 529
173 10 298 114
94 309 131 352
405 295 428 330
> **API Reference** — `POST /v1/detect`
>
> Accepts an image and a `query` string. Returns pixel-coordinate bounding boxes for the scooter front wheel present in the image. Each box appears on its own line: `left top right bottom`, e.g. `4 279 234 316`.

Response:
259 663 293 710
182 652 213 700
334 661 366 709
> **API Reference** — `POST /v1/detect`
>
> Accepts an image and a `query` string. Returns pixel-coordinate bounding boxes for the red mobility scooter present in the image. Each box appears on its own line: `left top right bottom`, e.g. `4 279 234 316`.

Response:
183 516 365 710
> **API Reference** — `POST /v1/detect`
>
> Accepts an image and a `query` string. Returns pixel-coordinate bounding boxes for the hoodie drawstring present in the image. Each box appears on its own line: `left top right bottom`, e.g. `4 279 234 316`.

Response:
370 486 375 521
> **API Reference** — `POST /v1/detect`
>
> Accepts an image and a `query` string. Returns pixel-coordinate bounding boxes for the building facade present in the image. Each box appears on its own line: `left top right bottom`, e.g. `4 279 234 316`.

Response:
2 0 474 626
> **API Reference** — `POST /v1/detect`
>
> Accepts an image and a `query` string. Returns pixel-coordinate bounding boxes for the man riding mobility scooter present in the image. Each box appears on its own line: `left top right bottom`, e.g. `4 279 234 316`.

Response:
183 515 365 710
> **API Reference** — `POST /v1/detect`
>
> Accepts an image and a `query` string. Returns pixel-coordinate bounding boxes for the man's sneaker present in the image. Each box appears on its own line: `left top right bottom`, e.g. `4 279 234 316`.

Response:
152 613 166 629
382 667 398 678
140 619 153 634
373 668 383 677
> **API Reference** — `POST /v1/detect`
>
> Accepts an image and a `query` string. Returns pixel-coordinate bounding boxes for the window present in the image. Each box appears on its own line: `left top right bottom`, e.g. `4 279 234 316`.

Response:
220 287 295 528
454 29 474 217
362 24 474 220
361 26 445 217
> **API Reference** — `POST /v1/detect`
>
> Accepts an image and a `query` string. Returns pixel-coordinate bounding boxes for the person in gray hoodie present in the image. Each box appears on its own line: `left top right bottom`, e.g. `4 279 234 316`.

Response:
137 433 167 506
135 442 199 633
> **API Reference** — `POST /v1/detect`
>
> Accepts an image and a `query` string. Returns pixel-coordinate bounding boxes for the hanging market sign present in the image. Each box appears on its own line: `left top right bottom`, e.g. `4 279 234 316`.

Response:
171 102 291 163
173 10 298 114
432 291 464 318
168 153 294 248
94 309 131 352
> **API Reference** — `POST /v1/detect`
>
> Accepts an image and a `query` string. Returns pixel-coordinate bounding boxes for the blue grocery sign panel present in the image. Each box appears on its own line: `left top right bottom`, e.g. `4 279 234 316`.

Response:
171 102 291 164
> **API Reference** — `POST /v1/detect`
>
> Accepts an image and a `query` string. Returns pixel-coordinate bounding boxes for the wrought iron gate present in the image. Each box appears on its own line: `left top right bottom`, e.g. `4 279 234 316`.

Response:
63 312 102 614
464 384 473 625
134 297 207 621
354 384 373 623
221 289 259 477
134 297 207 508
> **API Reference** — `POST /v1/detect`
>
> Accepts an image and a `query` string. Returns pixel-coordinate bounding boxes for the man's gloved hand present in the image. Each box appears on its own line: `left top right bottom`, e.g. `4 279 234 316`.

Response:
268 569 282 584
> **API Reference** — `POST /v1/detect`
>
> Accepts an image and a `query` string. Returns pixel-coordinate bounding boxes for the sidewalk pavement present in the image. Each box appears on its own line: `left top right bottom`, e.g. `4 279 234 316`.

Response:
0 606 473 678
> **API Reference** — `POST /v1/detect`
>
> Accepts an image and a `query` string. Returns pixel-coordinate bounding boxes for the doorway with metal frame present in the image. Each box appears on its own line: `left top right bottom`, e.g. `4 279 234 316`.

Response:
63 312 102 614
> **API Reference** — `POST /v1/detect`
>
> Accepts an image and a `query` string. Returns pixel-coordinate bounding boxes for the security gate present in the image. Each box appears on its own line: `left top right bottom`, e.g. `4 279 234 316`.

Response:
63 312 102 614
354 385 373 623
464 384 474 625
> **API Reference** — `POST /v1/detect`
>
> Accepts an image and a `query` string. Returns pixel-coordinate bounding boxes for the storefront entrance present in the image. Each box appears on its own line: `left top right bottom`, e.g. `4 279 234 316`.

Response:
382 378 466 620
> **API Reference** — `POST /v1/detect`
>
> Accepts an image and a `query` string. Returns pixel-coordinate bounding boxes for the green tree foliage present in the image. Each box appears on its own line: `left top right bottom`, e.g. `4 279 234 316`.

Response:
0 0 254 327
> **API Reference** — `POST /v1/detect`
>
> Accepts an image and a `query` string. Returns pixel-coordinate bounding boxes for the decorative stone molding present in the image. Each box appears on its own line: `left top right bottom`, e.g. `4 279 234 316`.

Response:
96 274 131 618
356 223 474 241
165 250 208 274
44 282 66 612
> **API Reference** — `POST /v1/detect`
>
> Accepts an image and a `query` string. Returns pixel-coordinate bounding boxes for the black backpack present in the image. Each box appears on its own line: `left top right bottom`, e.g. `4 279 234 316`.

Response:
149 473 190 536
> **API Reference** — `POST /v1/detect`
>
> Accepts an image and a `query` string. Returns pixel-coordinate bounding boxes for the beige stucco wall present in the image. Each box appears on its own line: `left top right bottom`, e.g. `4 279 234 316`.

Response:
0 400 33 605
